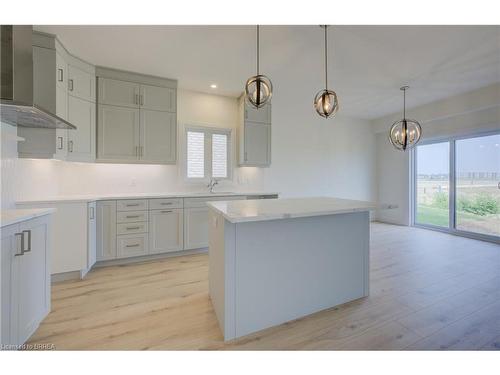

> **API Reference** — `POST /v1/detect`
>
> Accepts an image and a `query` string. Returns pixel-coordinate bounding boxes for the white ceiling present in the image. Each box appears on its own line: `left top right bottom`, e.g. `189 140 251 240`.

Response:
35 25 500 120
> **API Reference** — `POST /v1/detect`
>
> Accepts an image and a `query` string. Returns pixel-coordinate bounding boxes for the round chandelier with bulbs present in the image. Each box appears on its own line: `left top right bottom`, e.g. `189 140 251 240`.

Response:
244 25 273 109
389 86 422 151
314 25 339 118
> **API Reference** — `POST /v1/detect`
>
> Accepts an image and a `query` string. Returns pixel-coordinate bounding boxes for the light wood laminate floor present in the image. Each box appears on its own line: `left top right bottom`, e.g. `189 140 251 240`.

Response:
28 223 500 350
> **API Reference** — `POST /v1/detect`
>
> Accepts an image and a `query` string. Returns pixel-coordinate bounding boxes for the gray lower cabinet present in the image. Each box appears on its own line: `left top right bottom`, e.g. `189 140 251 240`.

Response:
1 215 51 347
96 201 117 261
94 195 276 264
149 209 184 254
184 207 209 250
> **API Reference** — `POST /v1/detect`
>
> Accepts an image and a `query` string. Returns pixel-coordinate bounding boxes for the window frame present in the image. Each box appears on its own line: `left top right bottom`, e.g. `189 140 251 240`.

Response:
184 125 232 183
411 129 500 244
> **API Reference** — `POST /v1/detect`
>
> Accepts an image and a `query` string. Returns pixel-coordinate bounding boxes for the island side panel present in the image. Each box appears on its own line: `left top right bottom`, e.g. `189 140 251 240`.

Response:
208 209 237 340
233 211 369 339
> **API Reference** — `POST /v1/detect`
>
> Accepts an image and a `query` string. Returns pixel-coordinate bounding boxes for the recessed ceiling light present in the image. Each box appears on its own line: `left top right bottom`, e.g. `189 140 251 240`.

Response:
210 84 217 89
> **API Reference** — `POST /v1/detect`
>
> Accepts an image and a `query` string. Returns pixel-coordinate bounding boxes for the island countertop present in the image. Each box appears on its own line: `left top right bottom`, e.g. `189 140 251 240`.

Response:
207 197 397 223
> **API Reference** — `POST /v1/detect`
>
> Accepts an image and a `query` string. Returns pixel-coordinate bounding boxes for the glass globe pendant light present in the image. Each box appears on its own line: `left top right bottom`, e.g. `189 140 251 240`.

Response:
245 25 273 108
314 25 339 118
389 86 422 151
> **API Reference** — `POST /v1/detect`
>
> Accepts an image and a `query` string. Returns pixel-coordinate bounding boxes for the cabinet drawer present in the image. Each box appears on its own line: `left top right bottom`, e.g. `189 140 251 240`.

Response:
149 198 183 210
117 210 148 223
117 222 148 235
116 234 148 259
116 199 148 211
184 195 246 208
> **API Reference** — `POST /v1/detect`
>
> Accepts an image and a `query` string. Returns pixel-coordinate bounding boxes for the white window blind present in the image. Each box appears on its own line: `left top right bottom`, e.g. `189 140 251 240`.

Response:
187 131 205 178
212 133 228 178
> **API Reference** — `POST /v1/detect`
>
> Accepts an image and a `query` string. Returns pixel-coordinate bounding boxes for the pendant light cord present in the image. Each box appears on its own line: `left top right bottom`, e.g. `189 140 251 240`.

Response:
403 88 406 119
324 25 328 90
257 25 260 75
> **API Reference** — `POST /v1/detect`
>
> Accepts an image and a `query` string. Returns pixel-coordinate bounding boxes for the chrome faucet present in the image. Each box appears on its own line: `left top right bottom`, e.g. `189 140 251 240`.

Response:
207 177 219 193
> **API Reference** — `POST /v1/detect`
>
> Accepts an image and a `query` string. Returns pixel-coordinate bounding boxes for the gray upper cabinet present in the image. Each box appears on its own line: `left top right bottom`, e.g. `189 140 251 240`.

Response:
140 84 176 112
96 68 177 165
244 101 271 124
98 78 140 108
238 95 272 167
243 122 271 166
140 110 176 163
19 32 96 162
97 105 140 161
68 64 95 103
67 95 96 162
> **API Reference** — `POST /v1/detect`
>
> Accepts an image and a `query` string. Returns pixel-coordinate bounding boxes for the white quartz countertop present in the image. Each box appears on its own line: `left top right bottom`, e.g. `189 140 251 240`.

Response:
207 197 397 223
1 208 57 227
16 191 279 205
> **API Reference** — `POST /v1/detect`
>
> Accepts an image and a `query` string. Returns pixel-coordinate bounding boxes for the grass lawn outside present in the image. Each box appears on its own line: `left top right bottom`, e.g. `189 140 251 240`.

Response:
416 205 449 227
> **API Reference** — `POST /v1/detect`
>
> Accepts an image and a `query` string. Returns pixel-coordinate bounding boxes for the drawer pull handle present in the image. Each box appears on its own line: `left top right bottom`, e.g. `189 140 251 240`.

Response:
126 226 140 230
126 204 140 207
22 230 31 252
160 210 172 213
161 202 173 205
125 244 140 248
126 215 140 218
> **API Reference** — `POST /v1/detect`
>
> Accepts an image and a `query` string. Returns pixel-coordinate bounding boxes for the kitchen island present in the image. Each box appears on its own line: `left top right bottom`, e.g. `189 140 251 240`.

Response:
207 197 396 341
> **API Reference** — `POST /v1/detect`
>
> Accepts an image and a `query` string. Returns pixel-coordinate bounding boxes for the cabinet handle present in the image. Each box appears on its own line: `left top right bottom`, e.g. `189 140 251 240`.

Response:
140 95 144 106
58 68 64 82
89 206 95 219
160 210 172 213
126 226 141 230
68 79 74 91
125 244 140 248
57 136 64 150
244 151 248 161
140 146 143 157
126 215 140 219
135 94 139 105
69 140 73 152
22 230 31 253
135 146 138 157
161 202 173 205
14 233 24 256
126 203 140 207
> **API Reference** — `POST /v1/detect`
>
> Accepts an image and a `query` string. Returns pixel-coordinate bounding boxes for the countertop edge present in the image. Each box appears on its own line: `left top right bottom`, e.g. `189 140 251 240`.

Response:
1 208 57 228
15 192 280 205
207 201 397 224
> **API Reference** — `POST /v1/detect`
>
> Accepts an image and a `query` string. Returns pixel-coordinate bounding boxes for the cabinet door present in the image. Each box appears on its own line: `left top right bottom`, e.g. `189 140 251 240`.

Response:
96 201 117 261
87 202 97 270
244 102 271 124
149 209 184 254
15 217 50 346
243 122 271 166
140 110 176 163
184 207 209 250
98 78 140 108
97 104 140 162
68 64 95 102
140 84 176 112
1 224 18 346
67 96 96 162
56 51 67 92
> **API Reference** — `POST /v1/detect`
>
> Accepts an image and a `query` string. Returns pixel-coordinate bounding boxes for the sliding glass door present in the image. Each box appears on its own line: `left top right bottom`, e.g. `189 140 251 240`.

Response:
415 142 450 228
413 132 499 242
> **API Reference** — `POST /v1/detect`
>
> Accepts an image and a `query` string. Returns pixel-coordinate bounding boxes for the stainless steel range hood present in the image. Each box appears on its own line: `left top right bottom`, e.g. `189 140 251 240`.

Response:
1 25 76 129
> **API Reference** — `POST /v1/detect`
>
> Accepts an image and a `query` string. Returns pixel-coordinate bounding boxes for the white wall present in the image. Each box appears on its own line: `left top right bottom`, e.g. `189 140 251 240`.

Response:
374 83 500 225
1 87 377 207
